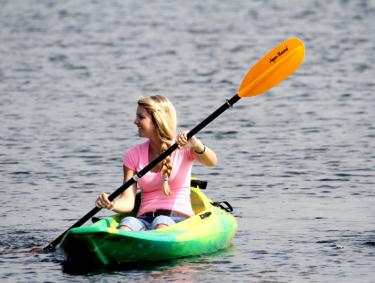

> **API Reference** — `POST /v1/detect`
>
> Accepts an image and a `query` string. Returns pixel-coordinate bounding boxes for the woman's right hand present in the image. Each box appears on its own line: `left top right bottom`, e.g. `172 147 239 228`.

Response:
95 192 115 210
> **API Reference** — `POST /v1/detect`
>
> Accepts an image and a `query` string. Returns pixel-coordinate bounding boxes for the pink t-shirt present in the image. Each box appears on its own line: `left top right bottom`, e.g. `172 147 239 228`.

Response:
123 140 195 217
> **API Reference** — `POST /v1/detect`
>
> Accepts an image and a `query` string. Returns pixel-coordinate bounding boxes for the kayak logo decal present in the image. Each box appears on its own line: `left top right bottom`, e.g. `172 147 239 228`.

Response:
269 45 288 64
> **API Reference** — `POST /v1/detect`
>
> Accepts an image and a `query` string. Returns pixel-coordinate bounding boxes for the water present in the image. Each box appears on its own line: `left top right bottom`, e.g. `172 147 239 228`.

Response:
1 0 374 282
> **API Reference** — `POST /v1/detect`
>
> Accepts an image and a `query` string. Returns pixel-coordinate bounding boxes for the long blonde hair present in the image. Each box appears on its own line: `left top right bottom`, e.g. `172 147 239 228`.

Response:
137 95 176 196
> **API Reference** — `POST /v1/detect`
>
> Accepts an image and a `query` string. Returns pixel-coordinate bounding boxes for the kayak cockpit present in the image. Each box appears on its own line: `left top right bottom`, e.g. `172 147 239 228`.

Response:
102 186 209 229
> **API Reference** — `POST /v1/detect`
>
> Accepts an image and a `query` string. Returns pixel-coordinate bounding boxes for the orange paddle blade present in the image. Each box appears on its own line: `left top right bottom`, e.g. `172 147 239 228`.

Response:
238 38 305 98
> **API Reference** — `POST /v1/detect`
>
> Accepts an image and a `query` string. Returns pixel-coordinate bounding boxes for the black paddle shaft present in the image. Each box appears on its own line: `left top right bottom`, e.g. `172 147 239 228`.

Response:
44 94 241 252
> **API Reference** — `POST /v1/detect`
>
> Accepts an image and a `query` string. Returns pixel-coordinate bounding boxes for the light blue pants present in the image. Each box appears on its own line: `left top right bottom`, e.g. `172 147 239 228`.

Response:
118 215 186 231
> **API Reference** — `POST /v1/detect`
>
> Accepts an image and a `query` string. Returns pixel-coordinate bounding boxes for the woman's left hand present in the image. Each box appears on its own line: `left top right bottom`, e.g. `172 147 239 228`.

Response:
176 132 201 150
176 132 217 166
176 131 190 148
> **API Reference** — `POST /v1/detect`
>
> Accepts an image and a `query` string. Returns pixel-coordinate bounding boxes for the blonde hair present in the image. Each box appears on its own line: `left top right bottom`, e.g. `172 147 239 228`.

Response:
137 95 176 196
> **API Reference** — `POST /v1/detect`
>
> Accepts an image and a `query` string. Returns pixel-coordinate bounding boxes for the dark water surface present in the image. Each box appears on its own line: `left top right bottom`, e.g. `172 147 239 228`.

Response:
1 0 374 282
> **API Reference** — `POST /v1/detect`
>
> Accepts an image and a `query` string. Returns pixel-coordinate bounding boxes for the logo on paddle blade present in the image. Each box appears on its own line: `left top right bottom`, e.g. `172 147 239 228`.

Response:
269 46 289 64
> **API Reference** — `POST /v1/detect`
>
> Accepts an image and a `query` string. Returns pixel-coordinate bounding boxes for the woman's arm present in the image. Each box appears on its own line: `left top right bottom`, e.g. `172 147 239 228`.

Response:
95 166 137 213
176 133 217 167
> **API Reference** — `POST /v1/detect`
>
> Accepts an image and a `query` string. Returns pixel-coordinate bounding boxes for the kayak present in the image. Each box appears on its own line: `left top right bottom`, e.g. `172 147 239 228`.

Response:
59 180 237 266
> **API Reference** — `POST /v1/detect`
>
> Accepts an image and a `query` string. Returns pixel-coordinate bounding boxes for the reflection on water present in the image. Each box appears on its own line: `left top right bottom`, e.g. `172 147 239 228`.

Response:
62 247 236 282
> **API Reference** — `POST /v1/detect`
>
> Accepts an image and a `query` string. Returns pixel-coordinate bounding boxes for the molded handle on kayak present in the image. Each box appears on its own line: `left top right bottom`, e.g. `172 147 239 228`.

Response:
211 201 234 212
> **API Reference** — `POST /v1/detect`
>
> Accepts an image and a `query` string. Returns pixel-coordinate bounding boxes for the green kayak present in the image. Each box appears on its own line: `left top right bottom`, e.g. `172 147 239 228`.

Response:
60 181 237 266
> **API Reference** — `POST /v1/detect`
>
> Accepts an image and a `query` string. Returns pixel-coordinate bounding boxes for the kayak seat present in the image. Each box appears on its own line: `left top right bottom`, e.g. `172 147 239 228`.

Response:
190 188 207 215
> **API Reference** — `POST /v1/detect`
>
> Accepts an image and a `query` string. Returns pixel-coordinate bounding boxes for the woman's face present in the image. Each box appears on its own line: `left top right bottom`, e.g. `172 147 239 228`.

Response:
134 105 156 138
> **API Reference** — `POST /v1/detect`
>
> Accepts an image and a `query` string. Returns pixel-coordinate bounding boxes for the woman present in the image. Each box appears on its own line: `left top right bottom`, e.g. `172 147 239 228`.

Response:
95 95 217 231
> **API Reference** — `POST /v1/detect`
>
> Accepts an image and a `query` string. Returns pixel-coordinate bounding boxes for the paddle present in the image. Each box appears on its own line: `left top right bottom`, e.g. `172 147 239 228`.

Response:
37 37 304 252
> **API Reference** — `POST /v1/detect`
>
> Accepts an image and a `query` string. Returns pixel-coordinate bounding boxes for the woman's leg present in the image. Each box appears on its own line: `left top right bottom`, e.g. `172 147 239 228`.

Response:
151 215 186 230
118 216 149 231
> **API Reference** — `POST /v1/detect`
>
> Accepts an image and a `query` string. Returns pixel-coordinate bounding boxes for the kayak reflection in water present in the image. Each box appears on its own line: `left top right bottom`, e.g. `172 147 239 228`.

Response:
95 95 217 231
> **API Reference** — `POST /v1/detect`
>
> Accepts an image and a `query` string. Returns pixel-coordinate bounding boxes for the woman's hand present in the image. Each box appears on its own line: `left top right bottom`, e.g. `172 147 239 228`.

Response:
95 192 115 210
176 132 217 167
176 131 189 148
176 132 201 150
176 132 207 155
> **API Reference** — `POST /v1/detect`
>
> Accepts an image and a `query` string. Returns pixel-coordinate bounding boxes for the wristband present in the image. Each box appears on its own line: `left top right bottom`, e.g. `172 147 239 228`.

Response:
194 144 206 154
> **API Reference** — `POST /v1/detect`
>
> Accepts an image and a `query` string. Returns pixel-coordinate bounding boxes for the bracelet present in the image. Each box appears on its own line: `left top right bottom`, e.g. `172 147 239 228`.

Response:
194 144 206 154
